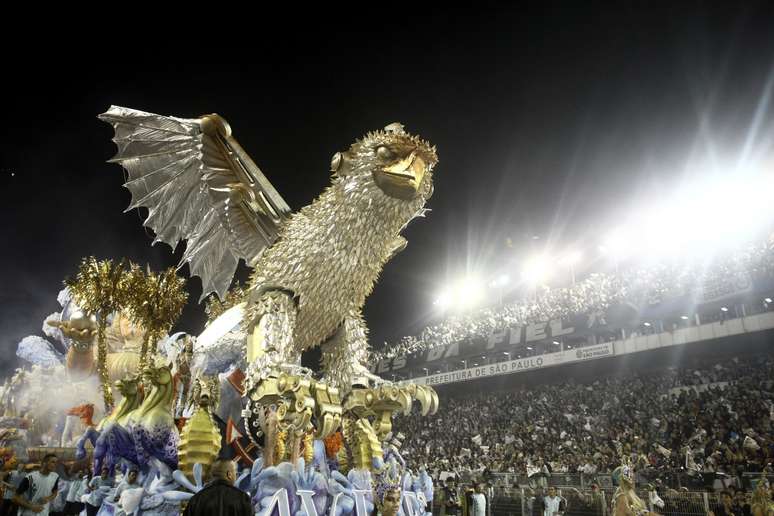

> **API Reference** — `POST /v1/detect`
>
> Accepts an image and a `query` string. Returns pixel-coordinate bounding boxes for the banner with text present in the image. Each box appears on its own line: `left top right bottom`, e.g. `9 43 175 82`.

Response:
407 342 615 386
374 313 606 374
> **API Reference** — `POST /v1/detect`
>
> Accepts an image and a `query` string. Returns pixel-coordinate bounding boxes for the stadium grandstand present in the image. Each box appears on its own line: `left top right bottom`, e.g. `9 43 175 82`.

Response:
373 235 774 515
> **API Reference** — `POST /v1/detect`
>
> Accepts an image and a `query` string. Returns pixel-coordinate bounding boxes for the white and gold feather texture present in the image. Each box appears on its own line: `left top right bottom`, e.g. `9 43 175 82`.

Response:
103 108 438 388
99 106 291 301
245 127 437 387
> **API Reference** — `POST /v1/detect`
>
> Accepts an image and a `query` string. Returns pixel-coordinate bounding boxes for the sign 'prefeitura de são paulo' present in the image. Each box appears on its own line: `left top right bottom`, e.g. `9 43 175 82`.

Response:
404 342 614 386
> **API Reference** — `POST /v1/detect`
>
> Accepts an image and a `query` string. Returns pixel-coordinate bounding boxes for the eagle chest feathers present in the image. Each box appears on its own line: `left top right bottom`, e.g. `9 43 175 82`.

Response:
251 183 410 350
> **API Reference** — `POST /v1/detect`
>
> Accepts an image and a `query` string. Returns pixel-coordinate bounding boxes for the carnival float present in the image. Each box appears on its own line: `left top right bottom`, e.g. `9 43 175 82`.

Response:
0 106 441 515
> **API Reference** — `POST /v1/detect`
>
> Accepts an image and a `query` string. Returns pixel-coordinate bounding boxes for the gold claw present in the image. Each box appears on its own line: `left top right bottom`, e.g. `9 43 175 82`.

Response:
397 388 412 416
406 384 439 416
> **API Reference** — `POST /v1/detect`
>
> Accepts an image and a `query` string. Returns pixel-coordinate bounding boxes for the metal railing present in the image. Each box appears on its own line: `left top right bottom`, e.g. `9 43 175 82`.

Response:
482 469 772 492
432 485 769 516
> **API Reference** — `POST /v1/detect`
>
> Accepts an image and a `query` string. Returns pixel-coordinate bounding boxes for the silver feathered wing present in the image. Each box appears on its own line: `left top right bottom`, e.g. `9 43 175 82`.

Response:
99 106 291 300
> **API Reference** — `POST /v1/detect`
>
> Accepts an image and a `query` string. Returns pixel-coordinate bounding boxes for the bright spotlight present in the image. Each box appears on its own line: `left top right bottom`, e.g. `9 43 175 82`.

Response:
489 274 511 288
433 289 452 309
720 306 729 312
560 250 582 266
765 298 773 303
456 277 483 308
601 230 632 258
436 276 484 310
522 256 551 284
680 315 689 320
610 169 774 262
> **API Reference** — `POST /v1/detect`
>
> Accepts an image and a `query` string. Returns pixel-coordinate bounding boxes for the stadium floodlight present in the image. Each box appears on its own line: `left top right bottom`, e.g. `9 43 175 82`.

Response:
559 250 582 285
456 276 483 309
433 288 452 309
603 169 774 262
522 255 551 284
561 250 583 284
560 250 582 266
489 274 511 288
601 230 632 261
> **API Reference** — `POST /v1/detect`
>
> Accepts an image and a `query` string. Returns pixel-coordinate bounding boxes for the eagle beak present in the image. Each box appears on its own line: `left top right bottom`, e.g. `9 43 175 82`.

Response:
374 151 427 200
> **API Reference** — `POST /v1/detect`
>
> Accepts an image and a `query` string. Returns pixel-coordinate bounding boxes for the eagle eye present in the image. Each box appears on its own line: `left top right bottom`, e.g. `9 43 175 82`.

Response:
376 145 395 161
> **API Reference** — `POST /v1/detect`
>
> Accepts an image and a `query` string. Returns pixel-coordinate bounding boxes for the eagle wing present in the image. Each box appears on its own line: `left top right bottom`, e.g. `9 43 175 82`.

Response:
99 106 291 300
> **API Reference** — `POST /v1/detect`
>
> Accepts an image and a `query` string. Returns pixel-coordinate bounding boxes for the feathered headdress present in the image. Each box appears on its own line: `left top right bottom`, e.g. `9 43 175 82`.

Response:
374 456 404 510
613 440 635 485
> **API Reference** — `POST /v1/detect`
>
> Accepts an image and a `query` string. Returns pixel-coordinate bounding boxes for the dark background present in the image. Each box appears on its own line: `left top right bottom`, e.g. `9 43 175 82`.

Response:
2 3 773 376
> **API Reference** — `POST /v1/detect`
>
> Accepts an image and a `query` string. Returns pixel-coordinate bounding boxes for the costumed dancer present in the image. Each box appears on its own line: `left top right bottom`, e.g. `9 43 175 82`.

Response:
751 480 774 516
373 466 403 516
611 453 653 516
12 454 60 516
63 469 88 516
541 486 564 516
1 463 26 516
84 467 113 516
110 468 140 516
49 477 69 516
172 336 195 426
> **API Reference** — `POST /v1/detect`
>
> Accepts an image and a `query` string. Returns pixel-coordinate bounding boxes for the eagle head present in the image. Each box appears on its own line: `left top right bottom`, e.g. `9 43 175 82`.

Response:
330 123 438 205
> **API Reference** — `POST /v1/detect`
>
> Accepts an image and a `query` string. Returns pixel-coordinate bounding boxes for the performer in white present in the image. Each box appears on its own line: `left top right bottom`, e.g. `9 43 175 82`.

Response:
111 469 140 516
84 467 114 516
543 487 564 516
1 463 26 514
63 470 88 516
12 454 60 516
470 483 488 516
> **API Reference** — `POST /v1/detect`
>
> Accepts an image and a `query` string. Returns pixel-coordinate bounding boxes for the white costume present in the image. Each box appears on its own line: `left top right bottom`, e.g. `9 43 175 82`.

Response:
544 495 563 516
16 470 60 516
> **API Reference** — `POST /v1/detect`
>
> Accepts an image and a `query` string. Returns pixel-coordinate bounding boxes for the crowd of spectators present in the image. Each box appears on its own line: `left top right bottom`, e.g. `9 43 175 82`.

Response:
396 352 774 490
373 242 774 363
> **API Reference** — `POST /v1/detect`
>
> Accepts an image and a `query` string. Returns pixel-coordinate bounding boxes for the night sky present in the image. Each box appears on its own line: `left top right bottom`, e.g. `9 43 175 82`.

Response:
2 4 773 376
